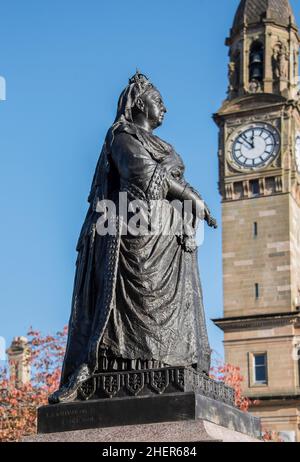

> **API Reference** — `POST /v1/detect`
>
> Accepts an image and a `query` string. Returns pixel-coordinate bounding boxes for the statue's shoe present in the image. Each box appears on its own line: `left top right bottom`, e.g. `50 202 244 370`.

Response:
48 363 90 404
48 385 78 404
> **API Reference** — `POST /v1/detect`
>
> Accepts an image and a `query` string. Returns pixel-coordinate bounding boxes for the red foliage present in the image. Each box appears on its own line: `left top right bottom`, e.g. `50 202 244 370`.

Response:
0 326 67 442
211 356 285 440
262 429 284 442
210 354 255 412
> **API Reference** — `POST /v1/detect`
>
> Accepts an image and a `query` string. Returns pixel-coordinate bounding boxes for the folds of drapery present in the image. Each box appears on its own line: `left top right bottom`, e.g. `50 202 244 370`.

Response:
60 122 211 386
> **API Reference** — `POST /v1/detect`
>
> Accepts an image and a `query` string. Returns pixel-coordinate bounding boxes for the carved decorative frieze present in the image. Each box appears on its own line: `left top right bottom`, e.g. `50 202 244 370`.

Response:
125 371 145 396
77 366 236 407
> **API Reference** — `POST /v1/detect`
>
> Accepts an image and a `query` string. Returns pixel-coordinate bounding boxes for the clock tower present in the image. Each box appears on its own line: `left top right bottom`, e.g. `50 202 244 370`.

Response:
213 0 300 441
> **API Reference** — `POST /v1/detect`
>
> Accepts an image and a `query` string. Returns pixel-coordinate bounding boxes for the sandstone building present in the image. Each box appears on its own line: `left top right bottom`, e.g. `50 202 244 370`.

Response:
213 0 300 442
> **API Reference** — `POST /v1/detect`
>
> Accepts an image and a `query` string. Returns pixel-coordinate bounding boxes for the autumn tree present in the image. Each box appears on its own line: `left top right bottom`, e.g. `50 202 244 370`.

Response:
0 326 67 442
210 353 253 412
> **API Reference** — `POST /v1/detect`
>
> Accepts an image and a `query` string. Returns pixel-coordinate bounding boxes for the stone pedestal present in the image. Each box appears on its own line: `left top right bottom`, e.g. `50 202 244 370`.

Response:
37 393 261 441
25 419 261 443
35 367 261 442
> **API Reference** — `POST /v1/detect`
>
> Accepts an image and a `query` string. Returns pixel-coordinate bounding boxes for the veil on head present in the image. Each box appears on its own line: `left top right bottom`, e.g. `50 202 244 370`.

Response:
114 71 155 124
88 72 155 207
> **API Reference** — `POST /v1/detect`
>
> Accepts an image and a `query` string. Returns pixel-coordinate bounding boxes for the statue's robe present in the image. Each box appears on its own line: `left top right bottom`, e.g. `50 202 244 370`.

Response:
60 121 211 386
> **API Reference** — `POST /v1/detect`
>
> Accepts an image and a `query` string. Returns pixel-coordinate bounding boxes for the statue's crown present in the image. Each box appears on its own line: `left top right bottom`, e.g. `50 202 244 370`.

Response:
129 70 153 95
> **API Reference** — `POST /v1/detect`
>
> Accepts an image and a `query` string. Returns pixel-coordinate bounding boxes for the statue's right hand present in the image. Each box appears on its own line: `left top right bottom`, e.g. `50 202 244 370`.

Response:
206 215 218 229
204 207 218 229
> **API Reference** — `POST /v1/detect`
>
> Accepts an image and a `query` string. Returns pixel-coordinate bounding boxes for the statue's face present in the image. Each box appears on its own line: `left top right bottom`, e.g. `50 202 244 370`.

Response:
141 89 167 129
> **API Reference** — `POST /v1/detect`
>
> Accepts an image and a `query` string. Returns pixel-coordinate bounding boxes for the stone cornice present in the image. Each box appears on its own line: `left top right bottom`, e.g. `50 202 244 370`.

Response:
248 393 300 403
214 98 300 125
212 312 300 332
229 21 299 45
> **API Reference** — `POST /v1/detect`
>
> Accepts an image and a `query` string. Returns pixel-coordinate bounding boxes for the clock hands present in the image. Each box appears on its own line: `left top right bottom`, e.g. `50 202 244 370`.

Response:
234 124 280 168
241 133 254 149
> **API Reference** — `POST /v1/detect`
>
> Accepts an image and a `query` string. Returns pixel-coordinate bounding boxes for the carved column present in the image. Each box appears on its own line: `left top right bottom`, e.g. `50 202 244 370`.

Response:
6 337 31 387
264 26 273 93
242 23 248 95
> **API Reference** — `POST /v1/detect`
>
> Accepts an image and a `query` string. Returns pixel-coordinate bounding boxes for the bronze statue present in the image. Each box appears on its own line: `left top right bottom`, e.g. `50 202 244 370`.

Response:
49 72 217 404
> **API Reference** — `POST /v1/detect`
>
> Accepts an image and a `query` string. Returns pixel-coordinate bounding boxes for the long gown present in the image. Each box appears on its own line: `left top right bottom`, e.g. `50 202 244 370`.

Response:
60 120 211 386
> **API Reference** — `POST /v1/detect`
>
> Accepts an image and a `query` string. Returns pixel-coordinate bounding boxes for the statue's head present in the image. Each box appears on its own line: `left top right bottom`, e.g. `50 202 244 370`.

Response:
114 71 167 130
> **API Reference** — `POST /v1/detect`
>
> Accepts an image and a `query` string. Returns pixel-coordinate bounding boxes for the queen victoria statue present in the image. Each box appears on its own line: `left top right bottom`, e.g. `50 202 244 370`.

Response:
49 72 217 405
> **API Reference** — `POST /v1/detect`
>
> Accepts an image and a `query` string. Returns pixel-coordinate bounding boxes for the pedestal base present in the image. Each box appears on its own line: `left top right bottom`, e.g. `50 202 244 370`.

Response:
25 419 261 443
37 392 261 440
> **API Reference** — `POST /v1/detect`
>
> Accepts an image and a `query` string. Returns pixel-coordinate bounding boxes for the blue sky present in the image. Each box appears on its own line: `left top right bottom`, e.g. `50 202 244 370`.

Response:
0 0 299 362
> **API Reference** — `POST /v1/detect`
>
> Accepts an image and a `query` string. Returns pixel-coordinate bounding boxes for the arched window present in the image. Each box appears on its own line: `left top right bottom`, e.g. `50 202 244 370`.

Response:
249 42 264 82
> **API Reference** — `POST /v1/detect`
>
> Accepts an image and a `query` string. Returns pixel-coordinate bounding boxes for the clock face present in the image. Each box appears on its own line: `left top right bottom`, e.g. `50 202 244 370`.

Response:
295 132 300 172
231 123 280 170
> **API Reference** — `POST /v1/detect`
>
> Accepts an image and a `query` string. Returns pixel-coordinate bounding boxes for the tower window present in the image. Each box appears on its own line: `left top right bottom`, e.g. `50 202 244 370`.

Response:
253 353 268 385
250 180 260 197
253 222 258 237
249 42 264 82
255 283 259 299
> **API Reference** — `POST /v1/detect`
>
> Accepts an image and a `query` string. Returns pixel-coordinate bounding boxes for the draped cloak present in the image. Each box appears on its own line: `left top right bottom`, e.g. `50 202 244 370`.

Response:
60 120 211 386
